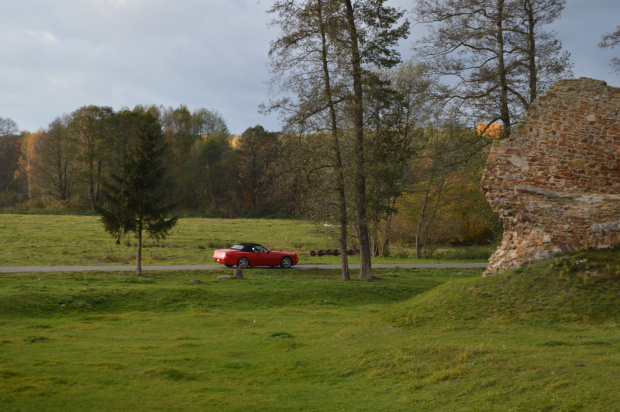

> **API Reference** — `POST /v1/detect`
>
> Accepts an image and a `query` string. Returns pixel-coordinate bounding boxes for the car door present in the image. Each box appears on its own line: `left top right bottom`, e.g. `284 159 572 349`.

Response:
253 245 279 266
249 245 268 266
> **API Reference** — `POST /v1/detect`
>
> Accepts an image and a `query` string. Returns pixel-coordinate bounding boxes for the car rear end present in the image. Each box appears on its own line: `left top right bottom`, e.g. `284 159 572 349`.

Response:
213 249 233 265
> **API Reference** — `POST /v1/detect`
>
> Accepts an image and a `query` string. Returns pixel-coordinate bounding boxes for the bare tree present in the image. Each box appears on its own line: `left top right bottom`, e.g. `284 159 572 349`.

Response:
34 116 80 205
413 0 571 137
0 117 19 137
599 25 620 73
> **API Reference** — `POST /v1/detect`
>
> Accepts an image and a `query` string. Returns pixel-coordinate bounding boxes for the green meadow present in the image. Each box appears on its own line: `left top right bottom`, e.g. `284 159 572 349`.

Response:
0 214 492 266
0 215 618 410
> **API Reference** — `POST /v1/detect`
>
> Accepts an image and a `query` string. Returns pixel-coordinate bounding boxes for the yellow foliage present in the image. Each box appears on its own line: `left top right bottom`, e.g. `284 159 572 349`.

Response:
476 122 503 139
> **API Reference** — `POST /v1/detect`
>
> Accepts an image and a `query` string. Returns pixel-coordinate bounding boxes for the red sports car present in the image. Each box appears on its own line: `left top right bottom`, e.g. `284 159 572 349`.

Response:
212 243 299 268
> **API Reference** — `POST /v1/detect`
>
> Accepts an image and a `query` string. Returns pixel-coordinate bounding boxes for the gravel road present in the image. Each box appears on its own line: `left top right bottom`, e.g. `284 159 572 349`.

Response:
0 263 487 273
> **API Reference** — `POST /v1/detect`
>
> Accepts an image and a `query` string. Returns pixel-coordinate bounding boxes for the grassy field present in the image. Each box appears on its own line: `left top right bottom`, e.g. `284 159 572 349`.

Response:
0 245 618 410
1 214 618 410
0 214 493 267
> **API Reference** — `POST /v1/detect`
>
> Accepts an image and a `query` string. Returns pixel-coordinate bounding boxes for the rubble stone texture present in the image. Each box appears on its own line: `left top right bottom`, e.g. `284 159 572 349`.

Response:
481 78 620 275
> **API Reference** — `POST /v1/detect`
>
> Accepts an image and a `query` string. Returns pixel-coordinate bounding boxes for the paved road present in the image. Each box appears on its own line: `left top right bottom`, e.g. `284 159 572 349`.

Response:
0 263 487 273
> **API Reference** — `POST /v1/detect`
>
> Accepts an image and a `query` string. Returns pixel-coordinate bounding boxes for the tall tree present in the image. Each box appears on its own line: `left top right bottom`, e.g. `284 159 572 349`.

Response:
599 25 620 73
341 0 409 279
32 116 80 206
0 120 21 206
514 0 572 103
197 132 235 214
70 105 115 208
267 0 354 279
266 0 409 279
413 0 571 137
16 131 42 204
96 112 178 276
236 125 280 213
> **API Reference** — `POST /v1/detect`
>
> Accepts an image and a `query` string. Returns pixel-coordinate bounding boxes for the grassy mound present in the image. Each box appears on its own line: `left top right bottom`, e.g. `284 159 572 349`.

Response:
385 248 620 326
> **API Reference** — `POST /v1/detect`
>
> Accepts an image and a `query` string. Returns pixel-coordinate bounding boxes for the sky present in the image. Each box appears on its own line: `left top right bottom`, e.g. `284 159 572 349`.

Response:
1 0 619 135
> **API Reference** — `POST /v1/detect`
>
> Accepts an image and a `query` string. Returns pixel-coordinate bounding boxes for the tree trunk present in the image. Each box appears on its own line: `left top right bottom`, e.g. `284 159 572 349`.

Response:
344 0 372 280
137 227 143 276
524 0 537 105
318 0 350 280
496 0 511 137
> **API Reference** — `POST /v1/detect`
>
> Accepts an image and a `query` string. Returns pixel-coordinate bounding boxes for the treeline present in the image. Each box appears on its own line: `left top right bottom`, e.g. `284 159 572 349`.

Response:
1 106 498 254
0 107 287 217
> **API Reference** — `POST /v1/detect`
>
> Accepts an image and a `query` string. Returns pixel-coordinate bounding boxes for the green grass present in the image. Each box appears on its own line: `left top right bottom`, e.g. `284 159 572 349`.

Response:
1 248 619 411
0 214 488 266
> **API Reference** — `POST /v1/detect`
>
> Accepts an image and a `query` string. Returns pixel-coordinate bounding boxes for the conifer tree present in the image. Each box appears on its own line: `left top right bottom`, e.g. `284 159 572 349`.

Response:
96 112 178 275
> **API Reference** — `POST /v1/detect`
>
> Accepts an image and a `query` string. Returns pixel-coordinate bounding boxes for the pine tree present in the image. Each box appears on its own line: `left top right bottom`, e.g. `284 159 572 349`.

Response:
96 112 178 275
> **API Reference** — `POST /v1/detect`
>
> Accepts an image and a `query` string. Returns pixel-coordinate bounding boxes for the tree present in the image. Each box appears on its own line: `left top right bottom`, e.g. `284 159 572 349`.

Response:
70 105 115 208
599 25 620 73
364 60 439 257
413 0 572 137
96 112 178 276
341 0 409 279
0 117 19 137
400 125 494 257
266 0 355 279
15 131 43 205
161 105 231 209
0 123 21 206
197 132 236 215
266 0 409 279
0 117 20 204
267 0 355 279
236 125 280 213
32 116 80 206
513 0 572 102
192 107 229 136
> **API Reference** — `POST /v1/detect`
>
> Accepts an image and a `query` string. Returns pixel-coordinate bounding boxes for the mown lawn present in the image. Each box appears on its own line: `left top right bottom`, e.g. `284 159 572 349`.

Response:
1 247 619 411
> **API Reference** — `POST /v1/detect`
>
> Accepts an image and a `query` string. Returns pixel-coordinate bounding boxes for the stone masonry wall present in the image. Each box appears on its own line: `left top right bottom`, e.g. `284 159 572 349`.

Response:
481 78 620 275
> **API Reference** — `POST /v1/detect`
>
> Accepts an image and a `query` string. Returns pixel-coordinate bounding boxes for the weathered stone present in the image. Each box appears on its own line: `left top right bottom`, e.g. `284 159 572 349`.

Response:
482 78 620 275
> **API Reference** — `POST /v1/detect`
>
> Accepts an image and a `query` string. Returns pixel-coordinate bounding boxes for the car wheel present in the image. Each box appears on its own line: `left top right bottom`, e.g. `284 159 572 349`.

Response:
280 256 293 268
237 257 250 269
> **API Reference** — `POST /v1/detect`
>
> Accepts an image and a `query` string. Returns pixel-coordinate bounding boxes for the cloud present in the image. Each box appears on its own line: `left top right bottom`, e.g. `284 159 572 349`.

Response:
0 0 618 135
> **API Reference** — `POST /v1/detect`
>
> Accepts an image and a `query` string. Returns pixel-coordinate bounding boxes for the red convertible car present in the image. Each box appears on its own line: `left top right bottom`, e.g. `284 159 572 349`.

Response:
212 243 299 268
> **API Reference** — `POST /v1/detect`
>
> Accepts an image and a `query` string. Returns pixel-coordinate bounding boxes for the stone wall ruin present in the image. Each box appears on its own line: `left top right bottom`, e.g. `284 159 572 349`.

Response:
481 78 620 275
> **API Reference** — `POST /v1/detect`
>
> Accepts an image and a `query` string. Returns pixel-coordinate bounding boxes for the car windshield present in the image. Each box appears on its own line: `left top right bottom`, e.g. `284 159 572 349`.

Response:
230 245 244 250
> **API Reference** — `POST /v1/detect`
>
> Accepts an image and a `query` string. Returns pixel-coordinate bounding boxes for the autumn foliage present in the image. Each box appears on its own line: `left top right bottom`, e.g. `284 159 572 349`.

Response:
476 122 504 139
